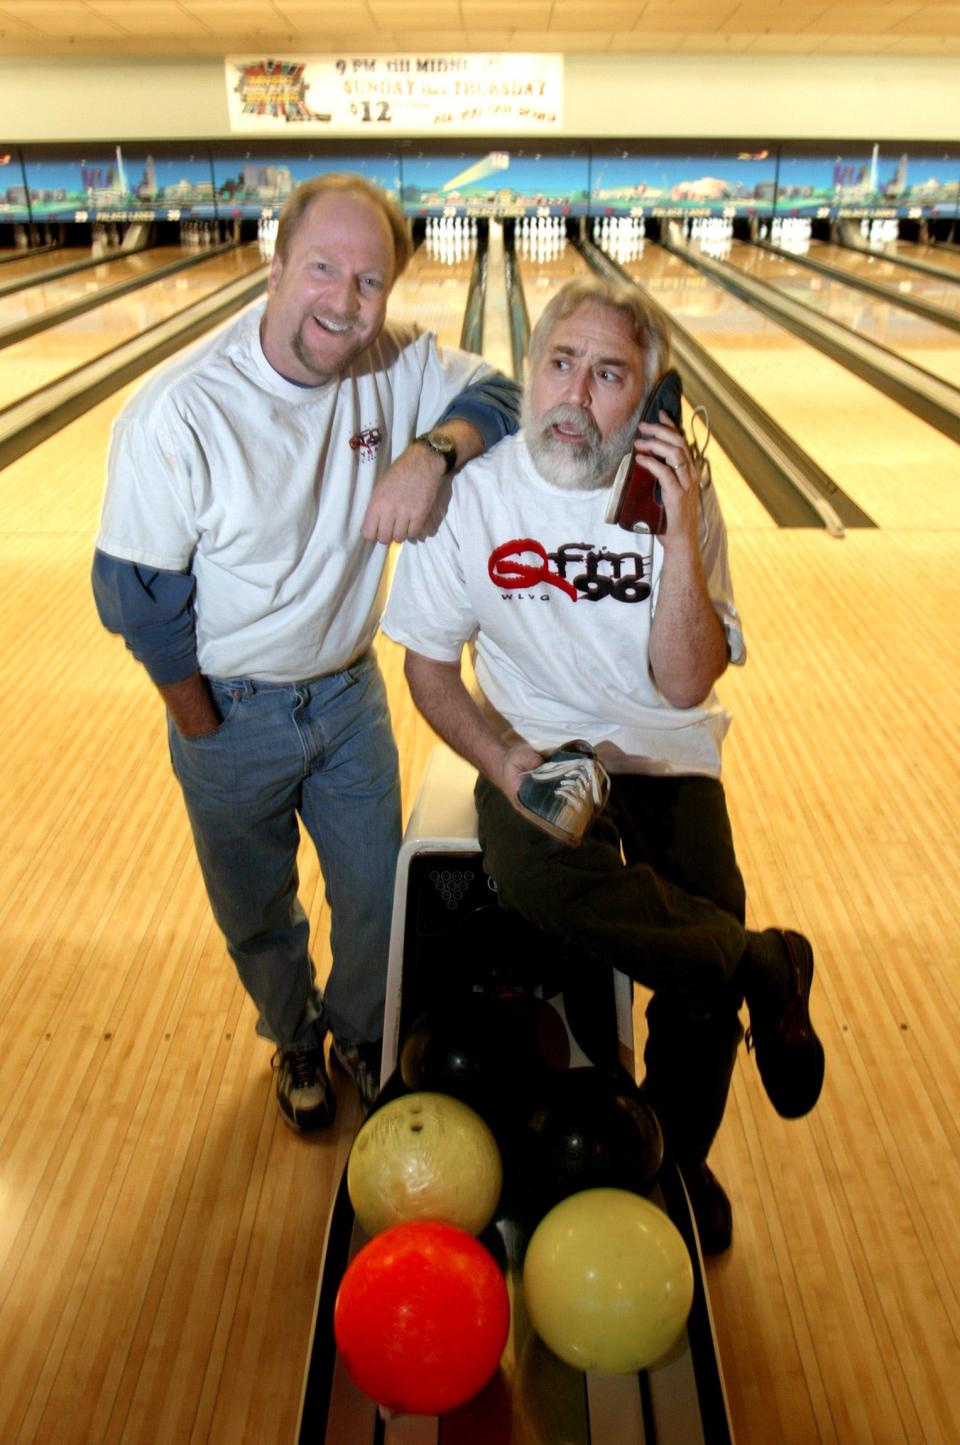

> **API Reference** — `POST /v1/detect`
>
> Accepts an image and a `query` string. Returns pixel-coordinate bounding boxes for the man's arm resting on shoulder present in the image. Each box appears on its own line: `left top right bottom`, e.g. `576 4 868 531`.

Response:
92 550 220 737
363 373 522 545
404 649 541 802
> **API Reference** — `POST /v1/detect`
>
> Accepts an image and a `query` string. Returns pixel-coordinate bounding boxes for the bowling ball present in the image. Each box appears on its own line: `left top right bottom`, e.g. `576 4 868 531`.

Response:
452 901 566 997
514 1067 663 1221
334 1220 510 1416
522 1188 694 1374
347 1091 502 1237
400 992 545 1129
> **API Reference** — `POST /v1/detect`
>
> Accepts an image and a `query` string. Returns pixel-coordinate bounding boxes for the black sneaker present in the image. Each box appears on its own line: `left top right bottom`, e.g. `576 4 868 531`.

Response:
679 1160 732 1255
331 1037 383 1113
744 929 825 1119
273 1044 336 1132
515 740 610 847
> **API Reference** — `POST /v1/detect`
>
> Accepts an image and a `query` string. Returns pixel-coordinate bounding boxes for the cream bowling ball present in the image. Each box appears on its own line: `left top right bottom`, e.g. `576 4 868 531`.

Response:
347 1091 503 1237
522 1187 694 1374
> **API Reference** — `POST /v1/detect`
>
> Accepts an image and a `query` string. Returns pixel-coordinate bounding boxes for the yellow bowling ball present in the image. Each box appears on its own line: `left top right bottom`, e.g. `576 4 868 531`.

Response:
347 1091 503 1238
522 1187 694 1374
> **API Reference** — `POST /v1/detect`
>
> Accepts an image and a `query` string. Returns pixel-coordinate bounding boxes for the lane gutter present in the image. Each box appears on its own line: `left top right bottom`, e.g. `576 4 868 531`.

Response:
0 264 268 471
660 226 960 446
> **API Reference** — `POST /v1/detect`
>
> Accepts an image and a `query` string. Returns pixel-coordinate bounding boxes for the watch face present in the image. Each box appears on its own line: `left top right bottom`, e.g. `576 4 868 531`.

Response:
420 431 456 470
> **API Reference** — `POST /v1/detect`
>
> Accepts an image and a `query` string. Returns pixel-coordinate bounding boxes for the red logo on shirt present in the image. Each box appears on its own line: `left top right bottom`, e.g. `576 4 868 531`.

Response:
349 425 382 460
488 538 651 603
488 538 578 599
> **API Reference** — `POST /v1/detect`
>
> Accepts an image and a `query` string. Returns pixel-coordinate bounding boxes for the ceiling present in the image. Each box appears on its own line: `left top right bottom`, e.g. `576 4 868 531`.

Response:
0 0 958 59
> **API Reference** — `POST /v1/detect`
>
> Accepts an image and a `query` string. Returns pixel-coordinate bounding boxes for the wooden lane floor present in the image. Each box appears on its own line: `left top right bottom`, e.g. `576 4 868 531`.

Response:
617 242 960 531
0 244 92 282
0 243 266 409
0 244 211 327
0 377 343 1445
1 254 958 1445
3 338 959 1445
383 235 478 346
696 523 960 1445
516 237 776 535
514 229 590 329
728 239 960 388
893 237 960 280
798 238 960 315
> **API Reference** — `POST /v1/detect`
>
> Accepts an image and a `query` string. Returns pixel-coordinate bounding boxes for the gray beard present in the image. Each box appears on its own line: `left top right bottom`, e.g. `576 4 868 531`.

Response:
523 400 644 491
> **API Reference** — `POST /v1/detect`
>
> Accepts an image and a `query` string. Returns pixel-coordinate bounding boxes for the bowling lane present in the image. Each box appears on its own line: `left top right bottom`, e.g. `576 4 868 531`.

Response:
616 242 960 532
0 244 92 283
0 244 265 409
0 244 219 327
723 240 960 389
517 232 775 533
889 236 960 280
514 226 589 330
798 238 960 316
384 230 479 348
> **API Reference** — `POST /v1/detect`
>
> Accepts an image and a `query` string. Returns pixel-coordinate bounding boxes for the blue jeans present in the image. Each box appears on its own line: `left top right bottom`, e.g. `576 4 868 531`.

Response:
168 651 401 1051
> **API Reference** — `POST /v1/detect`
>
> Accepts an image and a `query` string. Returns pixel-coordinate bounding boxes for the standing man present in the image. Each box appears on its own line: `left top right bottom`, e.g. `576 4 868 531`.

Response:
93 174 520 1132
382 277 824 1253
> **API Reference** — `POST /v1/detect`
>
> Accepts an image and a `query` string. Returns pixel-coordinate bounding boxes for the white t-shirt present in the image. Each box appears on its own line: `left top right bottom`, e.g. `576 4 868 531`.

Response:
382 433 746 778
96 300 494 682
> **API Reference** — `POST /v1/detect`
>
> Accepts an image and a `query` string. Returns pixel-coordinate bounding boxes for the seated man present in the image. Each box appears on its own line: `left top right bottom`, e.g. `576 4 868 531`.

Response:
381 277 824 1254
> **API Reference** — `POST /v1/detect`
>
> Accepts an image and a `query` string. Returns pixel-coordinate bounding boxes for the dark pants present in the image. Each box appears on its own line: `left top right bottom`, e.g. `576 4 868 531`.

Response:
475 772 747 1165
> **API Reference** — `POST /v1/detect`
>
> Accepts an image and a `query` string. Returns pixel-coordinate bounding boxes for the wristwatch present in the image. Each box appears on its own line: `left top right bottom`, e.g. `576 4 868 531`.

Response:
414 429 458 474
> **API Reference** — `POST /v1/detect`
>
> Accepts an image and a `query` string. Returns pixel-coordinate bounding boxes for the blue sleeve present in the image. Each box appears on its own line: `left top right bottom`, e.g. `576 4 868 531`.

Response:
437 372 521 450
92 549 200 685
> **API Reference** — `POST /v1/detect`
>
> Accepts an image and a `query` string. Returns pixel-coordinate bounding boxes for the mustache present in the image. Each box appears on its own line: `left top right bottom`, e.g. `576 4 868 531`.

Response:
535 404 602 447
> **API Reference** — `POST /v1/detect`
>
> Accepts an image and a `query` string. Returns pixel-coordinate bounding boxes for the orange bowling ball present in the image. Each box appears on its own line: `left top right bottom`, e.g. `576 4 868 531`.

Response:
334 1220 510 1416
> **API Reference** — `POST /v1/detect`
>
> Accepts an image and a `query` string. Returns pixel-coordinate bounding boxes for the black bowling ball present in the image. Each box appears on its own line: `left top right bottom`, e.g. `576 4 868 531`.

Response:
515 1066 664 1223
399 991 546 1134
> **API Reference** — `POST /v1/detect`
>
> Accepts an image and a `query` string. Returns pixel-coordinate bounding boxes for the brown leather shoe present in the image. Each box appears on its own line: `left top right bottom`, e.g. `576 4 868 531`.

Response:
745 930 825 1119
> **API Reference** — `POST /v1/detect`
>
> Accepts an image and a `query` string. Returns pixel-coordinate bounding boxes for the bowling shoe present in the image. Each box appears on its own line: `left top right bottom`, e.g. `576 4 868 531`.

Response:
273 1044 335 1132
743 929 825 1119
331 1037 383 1113
515 740 610 847
679 1160 732 1255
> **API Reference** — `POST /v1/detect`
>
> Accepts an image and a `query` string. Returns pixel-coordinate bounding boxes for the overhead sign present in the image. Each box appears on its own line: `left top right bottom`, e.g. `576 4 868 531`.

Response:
226 54 563 133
